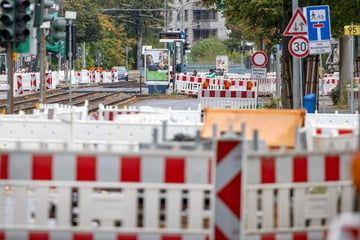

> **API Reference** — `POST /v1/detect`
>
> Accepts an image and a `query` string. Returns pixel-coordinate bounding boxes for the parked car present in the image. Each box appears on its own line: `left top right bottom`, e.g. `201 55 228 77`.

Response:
114 66 128 81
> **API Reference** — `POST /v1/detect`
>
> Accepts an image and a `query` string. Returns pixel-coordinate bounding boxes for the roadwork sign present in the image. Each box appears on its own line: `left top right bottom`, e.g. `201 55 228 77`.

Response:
283 9 308 36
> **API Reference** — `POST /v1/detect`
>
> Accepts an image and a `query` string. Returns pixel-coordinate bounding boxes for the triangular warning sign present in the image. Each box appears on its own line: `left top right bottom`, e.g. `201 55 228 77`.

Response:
283 8 308 36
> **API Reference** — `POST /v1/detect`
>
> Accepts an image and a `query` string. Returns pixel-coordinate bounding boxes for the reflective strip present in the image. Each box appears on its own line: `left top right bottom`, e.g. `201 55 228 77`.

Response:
10 152 31 180
76 155 96 181
97 154 119 182
53 153 75 181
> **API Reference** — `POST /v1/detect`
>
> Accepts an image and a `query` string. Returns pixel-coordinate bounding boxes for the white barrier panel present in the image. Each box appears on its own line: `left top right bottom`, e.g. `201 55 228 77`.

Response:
319 73 340 96
243 148 355 239
198 89 257 109
98 104 202 123
0 143 213 239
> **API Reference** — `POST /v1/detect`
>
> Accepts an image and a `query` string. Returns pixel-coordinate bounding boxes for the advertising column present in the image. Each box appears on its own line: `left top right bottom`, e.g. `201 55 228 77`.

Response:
144 49 170 94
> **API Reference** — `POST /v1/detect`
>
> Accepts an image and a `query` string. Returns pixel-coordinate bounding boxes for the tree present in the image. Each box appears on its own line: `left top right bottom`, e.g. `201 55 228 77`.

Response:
199 0 360 108
63 0 102 43
189 38 227 63
95 0 174 69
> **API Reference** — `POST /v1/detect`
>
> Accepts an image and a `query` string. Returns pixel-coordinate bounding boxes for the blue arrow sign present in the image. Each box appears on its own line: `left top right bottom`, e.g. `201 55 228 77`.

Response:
305 5 331 41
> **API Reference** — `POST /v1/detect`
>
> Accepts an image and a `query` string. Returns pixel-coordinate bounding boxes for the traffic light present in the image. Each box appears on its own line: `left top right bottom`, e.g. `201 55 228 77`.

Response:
33 0 54 27
48 17 66 44
0 0 15 42
14 0 31 43
183 42 190 55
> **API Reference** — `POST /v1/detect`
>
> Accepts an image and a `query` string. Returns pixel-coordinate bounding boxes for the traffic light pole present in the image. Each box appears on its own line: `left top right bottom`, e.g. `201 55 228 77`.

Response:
6 43 14 114
39 27 47 104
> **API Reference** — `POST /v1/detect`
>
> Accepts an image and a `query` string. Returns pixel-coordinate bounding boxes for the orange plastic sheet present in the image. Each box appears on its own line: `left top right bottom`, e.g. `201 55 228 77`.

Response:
201 108 306 148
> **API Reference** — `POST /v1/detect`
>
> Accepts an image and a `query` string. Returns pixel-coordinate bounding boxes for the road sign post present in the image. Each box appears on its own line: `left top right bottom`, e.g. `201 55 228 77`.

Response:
288 36 309 58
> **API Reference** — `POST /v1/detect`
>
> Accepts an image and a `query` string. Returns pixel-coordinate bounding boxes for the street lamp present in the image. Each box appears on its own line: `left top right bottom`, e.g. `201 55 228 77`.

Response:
173 0 200 30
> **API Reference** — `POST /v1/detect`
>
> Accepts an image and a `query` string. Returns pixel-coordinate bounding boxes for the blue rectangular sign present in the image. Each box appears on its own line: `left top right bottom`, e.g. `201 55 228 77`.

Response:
305 5 331 41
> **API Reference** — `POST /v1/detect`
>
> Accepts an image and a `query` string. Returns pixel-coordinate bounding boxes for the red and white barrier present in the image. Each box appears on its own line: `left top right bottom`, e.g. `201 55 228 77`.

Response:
45 73 52 90
215 136 243 239
198 89 257 109
30 73 37 92
0 144 213 239
243 149 354 239
16 74 23 95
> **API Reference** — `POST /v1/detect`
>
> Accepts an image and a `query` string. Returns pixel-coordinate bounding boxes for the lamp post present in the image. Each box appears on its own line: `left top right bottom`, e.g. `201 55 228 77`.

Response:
174 0 200 30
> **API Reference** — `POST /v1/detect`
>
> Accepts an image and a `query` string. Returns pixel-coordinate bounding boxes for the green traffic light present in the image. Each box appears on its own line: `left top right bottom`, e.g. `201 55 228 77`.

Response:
0 0 15 42
33 0 54 27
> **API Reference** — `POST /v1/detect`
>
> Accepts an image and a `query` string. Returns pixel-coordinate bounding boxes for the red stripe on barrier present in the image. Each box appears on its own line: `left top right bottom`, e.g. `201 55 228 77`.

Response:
261 157 275 183
117 234 137 240
293 157 307 182
32 155 52 180
210 90 215 97
217 141 240 164
220 90 226 97
162 236 182 240
29 232 49 240
165 158 185 183
108 112 114 121
121 157 141 182
217 172 242 218
215 225 229 240
315 129 322 134
338 129 353 135
325 155 340 181
293 232 307 240
241 91 246 98
261 234 276 240
0 153 8 179
73 233 93 240
0 231 4 240
77 156 96 181
231 91 236 98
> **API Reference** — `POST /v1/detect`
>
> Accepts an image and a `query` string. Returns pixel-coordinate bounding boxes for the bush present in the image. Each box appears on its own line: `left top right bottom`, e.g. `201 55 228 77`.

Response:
330 85 340 105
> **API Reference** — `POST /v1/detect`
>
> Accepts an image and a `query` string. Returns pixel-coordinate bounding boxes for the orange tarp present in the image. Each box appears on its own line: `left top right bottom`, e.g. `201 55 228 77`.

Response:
201 108 306 148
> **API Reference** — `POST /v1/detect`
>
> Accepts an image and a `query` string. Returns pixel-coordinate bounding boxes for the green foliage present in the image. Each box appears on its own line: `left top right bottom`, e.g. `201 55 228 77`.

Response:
188 38 227 62
64 0 102 43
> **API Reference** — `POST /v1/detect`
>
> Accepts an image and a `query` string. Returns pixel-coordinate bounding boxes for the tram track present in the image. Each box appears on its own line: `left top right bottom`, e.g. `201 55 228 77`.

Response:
0 80 146 113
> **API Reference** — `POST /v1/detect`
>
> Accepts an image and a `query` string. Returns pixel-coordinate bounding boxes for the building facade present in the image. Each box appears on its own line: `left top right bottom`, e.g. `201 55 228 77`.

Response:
168 0 229 44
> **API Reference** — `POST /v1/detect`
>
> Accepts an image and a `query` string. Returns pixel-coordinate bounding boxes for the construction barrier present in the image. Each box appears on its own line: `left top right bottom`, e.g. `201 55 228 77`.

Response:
0 105 358 239
198 89 257 109
15 74 23 96
0 141 213 240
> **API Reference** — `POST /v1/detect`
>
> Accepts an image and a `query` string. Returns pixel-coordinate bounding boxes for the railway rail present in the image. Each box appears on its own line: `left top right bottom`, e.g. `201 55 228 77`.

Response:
0 80 146 113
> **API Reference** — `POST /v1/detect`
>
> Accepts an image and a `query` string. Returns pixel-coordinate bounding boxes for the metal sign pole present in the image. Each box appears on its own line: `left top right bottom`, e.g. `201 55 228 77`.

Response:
6 43 14 114
292 0 301 109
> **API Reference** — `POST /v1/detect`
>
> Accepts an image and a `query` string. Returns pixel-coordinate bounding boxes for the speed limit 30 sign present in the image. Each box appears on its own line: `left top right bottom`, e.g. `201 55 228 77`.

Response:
288 36 309 58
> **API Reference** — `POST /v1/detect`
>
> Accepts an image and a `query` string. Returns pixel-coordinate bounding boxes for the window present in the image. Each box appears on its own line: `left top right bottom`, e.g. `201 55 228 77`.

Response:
193 10 217 21
193 29 217 40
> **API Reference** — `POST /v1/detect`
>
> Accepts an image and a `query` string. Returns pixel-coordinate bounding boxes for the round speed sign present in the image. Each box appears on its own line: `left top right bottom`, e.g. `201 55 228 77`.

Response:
288 36 309 58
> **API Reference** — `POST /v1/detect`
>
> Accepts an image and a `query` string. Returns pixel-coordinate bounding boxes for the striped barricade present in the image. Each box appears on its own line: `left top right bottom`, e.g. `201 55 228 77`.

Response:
243 149 355 240
0 143 213 240
30 73 37 92
320 73 340 96
199 89 257 109
15 74 23 95
175 74 204 95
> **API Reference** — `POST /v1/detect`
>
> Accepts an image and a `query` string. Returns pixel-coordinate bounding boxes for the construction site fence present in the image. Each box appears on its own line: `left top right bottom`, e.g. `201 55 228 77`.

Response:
0 129 357 240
